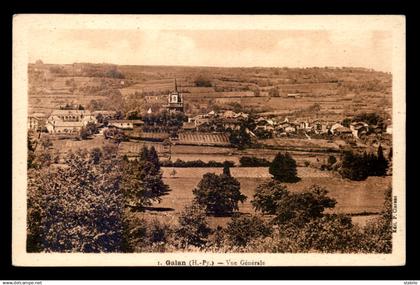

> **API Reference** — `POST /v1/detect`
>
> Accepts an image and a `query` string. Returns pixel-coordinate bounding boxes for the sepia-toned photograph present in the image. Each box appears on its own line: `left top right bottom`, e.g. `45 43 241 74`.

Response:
12 15 405 266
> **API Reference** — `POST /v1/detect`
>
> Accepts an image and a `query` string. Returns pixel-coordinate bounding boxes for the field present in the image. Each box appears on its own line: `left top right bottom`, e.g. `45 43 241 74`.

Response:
177 132 230 146
48 135 108 155
137 167 391 228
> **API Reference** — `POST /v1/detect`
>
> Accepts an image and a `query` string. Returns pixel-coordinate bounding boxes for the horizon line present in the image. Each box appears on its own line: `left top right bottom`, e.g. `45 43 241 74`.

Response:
30 61 391 73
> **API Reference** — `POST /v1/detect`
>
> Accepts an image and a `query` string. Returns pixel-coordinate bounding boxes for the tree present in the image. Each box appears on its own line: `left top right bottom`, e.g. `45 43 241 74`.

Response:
194 75 212 87
269 152 300 182
27 151 125 252
96 113 104 124
28 134 38 169
114 110 125 120
342 118 352 127
90 147 103 164
121 146 169 209
372 145 389 176
139 146 149 162
223 161 231 176
361 187 392 253
352 112 384 128
139 161 170 202
252 180 289 214
147 146 160 171
339 149 388 181
175 202 212 248
229 126 252 150
40 136 52 150
293 214 362 253
240 156 271 167
121 157 169 210
272 185 336 226
225 214 272 247
193 173 246 216
339 151 368 181
80 122 98 140
327 155 337 166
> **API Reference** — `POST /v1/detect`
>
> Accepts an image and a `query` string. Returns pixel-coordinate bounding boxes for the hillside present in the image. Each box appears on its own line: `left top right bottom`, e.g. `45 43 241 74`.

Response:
28 63 392 122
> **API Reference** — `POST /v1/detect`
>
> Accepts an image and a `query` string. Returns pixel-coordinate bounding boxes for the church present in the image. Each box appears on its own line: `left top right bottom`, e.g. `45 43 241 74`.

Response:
165 79 184 113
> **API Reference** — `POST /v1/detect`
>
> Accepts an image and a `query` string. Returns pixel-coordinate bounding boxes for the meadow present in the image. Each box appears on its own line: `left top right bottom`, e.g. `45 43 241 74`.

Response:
137 166 391 228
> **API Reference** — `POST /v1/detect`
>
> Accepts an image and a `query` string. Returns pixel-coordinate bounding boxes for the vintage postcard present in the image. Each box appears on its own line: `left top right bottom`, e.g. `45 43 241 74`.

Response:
12 14 405 266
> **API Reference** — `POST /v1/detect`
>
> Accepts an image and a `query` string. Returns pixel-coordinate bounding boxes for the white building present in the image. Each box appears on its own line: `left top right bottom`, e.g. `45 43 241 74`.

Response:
45 110 97 134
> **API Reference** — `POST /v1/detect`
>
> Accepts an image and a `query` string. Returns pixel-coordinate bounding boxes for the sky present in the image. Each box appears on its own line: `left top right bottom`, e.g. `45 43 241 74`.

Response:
28 29 393 72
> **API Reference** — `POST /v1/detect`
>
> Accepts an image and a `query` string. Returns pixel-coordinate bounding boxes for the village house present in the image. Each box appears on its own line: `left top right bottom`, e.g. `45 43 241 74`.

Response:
221 118 242 131
330 123 352 137
311 120 330 134
182 121 197 131
108 119 144 130
232 112 249 119
349 121 369 138
45 109 97 134
182 115 210 130
222 110 237 119
296 121 313 132
255 117 275 133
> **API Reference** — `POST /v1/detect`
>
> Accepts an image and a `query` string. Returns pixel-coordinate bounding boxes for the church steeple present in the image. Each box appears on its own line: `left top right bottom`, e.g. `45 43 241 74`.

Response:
166 78 184 113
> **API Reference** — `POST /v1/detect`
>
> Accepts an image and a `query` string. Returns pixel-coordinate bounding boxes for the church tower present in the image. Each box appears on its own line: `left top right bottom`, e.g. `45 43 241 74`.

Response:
166 79 184 113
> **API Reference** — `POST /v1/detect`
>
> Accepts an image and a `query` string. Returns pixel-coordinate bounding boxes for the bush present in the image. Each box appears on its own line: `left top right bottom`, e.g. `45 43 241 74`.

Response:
161 159 235 168
239 156 271 167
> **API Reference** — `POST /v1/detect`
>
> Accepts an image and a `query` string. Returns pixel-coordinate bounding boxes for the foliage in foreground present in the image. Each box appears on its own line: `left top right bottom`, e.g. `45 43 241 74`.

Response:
27 147 392 253
27 151 125 252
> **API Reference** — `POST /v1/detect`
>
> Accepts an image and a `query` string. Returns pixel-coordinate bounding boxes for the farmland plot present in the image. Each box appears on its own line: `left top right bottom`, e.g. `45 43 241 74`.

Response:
176 132 230 146
146 173 391 228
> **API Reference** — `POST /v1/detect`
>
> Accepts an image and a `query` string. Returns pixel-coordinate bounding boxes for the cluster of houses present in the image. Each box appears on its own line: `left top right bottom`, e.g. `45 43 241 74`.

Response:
184 109 389 140
27 79 391 143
